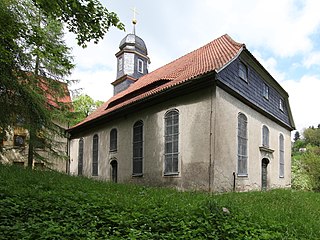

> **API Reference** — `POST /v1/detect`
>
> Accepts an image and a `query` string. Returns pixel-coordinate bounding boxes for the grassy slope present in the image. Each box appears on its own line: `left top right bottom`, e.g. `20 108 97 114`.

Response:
0 164 319 239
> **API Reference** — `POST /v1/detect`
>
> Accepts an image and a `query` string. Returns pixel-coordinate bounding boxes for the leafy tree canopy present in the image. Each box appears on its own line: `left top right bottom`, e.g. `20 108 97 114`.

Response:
33 0 125 47
304 126 320 147
71 94 104 125
0 0 123 166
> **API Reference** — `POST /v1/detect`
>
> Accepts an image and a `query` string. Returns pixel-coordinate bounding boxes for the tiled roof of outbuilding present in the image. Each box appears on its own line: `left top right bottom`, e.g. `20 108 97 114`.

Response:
69 34 244 130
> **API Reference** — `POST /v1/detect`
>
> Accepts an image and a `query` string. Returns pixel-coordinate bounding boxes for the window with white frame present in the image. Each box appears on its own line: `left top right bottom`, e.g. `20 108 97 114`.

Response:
279 134 284 178
92 134 98 176
138 59 143 73
237 113 248 176
164 109 179 175
262 125 270 148
133 120 143 176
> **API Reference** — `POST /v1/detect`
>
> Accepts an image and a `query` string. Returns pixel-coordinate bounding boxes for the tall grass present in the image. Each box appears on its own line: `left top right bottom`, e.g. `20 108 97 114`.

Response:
0 164 319 239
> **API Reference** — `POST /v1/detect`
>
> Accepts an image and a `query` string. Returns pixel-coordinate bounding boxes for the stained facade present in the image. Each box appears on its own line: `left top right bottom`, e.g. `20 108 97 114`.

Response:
67 33 295 192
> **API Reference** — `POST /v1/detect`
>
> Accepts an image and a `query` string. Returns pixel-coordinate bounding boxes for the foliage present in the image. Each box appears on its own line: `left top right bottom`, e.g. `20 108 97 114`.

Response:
292 126 320 192
1 0 123 165
32 0 125 47
71 94 104 125
1 164 320 239
291 154 314 191
294 131 300 141
303 126 320 146
300 146 320 191
0 0 75 166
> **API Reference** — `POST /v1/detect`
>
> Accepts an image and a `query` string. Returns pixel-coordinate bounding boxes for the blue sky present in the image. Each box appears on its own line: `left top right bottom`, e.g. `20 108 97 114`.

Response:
66 0 320 132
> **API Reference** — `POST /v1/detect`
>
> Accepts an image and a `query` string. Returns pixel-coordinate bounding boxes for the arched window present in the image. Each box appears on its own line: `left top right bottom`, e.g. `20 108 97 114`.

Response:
133 120 143 176
279 134 284 178
92 134 99 176
78 138 84 176
237 113 248 176
262 125 269 148
164 109 179 175
110 128 117 151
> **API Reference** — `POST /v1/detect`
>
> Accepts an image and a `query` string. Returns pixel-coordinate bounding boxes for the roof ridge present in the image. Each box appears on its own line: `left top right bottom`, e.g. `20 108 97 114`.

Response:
69 34 244 131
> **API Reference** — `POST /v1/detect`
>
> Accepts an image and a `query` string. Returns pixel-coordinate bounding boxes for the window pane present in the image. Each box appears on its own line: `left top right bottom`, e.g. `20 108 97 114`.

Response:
262 126 269 147
133 121 143 175
173 154 179 172
238 114 248 175
164 110 179 174
78 139 84 175
110 129 117 151
92 135 99 176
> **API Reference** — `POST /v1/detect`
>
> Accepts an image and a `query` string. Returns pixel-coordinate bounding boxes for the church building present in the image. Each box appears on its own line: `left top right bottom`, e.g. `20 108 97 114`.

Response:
67 23 295 192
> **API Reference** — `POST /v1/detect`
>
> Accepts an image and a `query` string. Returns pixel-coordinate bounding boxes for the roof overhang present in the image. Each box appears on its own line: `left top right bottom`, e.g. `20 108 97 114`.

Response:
67 71 216 138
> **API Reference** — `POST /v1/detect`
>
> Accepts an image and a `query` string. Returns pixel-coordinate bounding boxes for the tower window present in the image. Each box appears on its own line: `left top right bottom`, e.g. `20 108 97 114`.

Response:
118 57 123 71
138 59 143 73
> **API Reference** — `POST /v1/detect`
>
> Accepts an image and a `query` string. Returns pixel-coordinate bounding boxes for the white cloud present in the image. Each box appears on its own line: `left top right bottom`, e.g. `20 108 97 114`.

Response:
63 0 320 133
69 69 114 101
252 50 286 82
198 0 320 57
282 75 320 131
303 51 320 68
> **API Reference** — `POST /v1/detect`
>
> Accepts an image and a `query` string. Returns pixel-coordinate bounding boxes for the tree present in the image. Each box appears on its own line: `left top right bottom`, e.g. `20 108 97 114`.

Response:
294 131 300 142
304 127 320 147
32 0 125 47
0 0 124 167
71 94 104 125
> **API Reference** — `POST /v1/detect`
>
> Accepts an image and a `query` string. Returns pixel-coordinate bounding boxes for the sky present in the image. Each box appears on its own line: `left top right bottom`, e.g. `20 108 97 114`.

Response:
65 0 320 133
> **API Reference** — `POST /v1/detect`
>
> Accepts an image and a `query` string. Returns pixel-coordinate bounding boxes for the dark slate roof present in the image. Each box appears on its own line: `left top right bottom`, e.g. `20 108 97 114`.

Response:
119 33 148 55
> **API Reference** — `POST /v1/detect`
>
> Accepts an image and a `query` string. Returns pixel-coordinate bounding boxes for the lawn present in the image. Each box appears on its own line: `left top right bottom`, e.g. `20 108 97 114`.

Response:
0 164 319 239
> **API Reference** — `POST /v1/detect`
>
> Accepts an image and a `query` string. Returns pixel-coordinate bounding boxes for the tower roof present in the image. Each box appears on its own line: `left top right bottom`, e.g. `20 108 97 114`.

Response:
119 33 148 55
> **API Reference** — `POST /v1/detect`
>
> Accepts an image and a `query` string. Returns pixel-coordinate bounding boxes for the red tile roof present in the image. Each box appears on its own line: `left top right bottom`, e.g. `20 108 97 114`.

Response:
69 34 244 131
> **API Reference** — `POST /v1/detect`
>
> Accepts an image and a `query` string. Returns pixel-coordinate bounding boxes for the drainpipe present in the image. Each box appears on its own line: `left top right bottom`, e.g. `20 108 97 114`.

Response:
208 81 216 192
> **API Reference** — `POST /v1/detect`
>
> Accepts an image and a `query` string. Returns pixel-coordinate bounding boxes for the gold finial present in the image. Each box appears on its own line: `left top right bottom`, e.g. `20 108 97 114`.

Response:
131 7 139 34
132 7 138 25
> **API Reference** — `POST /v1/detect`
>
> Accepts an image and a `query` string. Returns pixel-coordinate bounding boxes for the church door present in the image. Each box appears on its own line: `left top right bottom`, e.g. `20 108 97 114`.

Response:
261 158 269 191
110 160 118 183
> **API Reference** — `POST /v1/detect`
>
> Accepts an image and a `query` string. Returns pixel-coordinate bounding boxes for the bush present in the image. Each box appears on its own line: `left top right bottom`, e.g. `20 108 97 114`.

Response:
292 146 320 192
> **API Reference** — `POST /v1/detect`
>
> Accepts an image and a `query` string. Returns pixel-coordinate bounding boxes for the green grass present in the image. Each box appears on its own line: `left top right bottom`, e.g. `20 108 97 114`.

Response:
0 164 319 239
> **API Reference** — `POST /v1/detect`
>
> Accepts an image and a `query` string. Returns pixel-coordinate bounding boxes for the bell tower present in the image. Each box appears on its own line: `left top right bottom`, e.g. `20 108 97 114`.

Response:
112 10 150 95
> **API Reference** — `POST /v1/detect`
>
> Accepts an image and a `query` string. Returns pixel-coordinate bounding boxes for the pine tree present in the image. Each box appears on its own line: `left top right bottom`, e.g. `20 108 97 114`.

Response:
1 0 123 167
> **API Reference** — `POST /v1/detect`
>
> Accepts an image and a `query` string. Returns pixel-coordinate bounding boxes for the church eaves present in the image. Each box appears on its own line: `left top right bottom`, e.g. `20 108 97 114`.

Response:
69 34 244 131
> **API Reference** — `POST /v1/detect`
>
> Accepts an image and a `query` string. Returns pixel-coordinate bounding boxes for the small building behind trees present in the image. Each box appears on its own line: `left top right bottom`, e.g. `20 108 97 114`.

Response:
0 79 72 172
